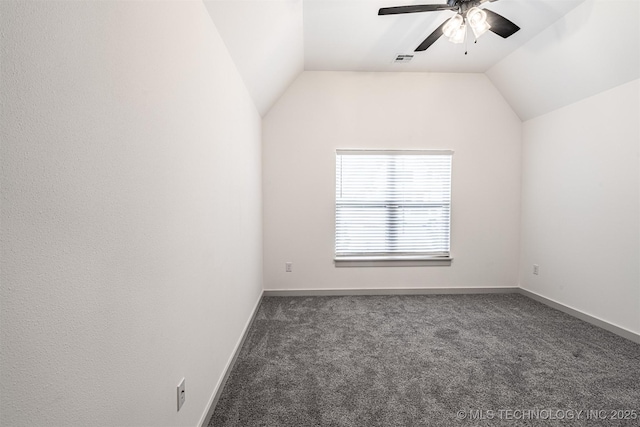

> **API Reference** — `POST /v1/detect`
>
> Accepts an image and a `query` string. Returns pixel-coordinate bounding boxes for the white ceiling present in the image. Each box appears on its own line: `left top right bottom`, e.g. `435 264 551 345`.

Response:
303 0 585 73
204 0 638 119
203 0 304 116
488 0 640 120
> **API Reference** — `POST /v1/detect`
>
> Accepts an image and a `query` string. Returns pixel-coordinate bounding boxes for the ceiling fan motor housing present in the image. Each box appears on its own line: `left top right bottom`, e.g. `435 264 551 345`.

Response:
447 0 483 14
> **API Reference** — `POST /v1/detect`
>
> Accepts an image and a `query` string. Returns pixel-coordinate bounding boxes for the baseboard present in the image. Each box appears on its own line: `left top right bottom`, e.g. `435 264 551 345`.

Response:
517 288 640 344
198 292 263 427
263 287 519 297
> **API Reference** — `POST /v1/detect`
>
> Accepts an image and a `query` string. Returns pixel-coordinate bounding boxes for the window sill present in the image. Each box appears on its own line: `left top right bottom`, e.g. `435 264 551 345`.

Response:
334 256 453 267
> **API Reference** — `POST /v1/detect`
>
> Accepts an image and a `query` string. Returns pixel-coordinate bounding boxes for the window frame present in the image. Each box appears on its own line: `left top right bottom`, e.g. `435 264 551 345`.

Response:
334 149 453 267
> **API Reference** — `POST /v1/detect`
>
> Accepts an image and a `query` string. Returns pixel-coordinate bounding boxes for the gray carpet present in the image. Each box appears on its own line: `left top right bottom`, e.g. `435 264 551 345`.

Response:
209 294 640 426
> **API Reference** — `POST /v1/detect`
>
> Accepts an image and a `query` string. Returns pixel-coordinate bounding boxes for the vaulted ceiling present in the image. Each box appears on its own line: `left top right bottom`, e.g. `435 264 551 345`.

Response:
303 0 583 73
204 0 639 120
203 0 303 116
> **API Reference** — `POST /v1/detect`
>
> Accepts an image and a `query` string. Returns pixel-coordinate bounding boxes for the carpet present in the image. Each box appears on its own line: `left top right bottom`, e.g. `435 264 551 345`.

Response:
209 294 640 426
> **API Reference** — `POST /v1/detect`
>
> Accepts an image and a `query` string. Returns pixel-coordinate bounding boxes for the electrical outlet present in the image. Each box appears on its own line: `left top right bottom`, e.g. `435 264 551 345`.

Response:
533 264 539 275
285 262 292 273
177 378 185 411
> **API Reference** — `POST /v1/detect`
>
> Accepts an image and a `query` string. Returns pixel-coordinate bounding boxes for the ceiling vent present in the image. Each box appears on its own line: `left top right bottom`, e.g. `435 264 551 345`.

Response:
394 54 414 63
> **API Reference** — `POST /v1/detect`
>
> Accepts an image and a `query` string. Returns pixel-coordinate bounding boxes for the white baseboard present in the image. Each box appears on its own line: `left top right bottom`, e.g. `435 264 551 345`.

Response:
517 288 640 344
198 292 263 427
263 287 519 297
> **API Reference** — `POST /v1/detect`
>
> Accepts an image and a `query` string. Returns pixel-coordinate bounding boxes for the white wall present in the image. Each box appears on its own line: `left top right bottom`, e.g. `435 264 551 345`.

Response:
0 2 262 426
519 79 640 335
263 71 522 291
487 0 640 121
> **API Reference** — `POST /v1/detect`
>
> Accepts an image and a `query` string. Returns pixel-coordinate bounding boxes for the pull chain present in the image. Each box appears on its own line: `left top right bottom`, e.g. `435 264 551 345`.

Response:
464 18 468 55
465 27 468 55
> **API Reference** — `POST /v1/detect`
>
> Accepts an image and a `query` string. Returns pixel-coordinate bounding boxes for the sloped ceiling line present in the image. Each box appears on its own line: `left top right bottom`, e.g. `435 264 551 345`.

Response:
203 0 304 117
487 0 640 121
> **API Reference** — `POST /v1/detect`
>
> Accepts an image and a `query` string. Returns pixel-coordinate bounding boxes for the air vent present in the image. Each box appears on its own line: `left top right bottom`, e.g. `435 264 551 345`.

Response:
394 54 414 63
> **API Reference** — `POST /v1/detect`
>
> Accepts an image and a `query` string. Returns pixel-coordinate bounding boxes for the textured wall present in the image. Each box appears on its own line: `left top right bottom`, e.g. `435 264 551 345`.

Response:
519 79 640 335
263 71 522 291
0 1 262 426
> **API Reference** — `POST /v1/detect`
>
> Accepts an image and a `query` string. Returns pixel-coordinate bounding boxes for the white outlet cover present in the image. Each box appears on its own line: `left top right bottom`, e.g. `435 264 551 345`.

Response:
177 378 185 411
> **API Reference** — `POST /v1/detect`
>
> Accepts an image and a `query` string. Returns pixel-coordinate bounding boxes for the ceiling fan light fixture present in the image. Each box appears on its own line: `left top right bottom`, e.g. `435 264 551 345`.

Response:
467 7 491 39
449 23 466 44
442 14 463 39
471 21 491 38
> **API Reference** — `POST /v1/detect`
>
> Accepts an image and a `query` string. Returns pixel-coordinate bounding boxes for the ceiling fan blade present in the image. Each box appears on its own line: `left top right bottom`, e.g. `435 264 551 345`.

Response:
484 9 520 38
415 20 447 51
378 4 457 16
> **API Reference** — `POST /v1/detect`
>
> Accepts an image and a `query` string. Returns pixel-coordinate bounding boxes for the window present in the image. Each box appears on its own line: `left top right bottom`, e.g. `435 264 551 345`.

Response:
335 149 452 264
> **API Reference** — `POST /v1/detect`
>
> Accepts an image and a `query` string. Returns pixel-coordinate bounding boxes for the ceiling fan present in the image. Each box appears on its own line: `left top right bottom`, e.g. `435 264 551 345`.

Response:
379 0 520 53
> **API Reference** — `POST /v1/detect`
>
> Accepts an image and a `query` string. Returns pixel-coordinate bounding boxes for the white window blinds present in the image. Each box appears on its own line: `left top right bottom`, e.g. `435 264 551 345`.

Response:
335 150 452 259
